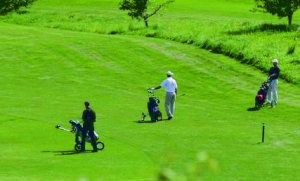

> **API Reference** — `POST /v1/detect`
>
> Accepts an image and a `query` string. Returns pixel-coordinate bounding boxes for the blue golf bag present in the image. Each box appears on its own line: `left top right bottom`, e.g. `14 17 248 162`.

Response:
147 95 162 122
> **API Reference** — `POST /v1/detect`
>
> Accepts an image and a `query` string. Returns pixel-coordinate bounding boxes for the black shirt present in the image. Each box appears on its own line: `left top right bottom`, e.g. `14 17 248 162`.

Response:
269 66 280 80
82 108 96 124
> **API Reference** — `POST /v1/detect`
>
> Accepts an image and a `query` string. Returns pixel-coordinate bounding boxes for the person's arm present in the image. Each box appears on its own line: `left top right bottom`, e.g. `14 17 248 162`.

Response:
175 80 178 95
269 73 276 78
269 68 279 78
82 110 86 122
93 110 96 122
150 80 165 91
154 86 161 90
82 110 85 120
149 86 161 93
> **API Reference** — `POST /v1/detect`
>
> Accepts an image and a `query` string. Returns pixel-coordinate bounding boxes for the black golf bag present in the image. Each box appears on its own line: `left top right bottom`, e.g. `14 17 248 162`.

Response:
148 96 163 122
255 79 270 109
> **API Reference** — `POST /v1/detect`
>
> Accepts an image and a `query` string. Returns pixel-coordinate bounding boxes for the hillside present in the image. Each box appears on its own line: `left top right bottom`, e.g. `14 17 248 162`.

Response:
0 23 300 180
1 0 300 83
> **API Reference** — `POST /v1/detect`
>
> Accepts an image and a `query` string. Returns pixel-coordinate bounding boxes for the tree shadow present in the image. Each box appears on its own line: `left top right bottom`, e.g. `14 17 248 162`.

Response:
227 23 299 35
290 59 300 65
41 150 95 156
16 10 29 15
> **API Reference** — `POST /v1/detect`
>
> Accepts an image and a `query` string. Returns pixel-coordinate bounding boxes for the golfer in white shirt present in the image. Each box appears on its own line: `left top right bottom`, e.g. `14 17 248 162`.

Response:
152 71 178 120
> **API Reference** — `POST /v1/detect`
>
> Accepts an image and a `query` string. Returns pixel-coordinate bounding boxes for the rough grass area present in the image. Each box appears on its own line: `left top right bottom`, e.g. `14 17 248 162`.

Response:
1 0 300 83
0 23 300 180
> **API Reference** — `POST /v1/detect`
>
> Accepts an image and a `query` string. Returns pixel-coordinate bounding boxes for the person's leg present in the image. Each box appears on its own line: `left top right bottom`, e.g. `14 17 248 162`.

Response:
165 93 172 118
272 79 278 105
88 126 97 151
170 93 176 117
81 129 86 151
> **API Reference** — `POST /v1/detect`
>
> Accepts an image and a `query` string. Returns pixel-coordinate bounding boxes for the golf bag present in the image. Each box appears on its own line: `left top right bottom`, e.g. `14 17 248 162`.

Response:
56 120 104 152
255 79 270 109
146 89 162 122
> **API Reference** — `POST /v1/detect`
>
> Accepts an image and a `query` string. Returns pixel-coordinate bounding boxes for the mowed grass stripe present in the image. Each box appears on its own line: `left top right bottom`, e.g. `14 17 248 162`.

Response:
0 23 299 180
1 0 299 83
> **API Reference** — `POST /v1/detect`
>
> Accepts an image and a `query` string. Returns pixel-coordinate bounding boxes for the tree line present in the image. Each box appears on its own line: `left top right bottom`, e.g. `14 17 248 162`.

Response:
0 0 36 15
1 0 300 27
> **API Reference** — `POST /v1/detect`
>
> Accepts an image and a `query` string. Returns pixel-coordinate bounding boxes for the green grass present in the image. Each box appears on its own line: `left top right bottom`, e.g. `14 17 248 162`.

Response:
0 23 300 180
0 0 300 83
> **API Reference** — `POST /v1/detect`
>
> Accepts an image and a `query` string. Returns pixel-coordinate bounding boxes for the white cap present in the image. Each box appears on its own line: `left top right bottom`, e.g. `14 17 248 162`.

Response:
272 59 279 63
166 71 174 76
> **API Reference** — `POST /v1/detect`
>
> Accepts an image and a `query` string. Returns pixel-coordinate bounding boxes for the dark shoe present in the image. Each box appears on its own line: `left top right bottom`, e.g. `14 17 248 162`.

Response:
271 101 276 108
168 117 173 120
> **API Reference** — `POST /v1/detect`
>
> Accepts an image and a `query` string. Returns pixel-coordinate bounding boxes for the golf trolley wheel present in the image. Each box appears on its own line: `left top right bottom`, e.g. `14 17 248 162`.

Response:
158 113 162 121
255 103 262 109
74 143 82 152
96 142 105 150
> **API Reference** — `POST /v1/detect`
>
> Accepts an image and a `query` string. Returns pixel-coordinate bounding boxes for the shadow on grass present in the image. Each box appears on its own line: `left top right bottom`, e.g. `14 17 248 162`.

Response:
252 142 265 145
16 10 29 15
228 24 299 35
41 150 95 156
290 59 300 65
247 107 259 111
134 119 169 124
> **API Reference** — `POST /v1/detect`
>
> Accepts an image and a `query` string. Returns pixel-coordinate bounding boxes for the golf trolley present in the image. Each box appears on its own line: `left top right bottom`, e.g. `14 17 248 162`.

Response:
140 89 163 122
255 78 271 109
56 120 104 152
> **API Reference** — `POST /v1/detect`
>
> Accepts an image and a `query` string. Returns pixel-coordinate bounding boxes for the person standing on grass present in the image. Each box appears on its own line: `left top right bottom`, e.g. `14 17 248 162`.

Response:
151 71 178 120
81 101 98 152
266 59 280 108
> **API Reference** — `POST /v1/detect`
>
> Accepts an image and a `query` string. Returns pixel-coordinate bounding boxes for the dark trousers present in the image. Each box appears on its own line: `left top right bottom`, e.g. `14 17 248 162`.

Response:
81 123 97 151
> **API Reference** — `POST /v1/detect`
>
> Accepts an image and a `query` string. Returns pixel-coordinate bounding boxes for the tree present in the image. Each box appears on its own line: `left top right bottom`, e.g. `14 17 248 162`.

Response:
119 0 174 28
0 0 36 15
254 0 300 26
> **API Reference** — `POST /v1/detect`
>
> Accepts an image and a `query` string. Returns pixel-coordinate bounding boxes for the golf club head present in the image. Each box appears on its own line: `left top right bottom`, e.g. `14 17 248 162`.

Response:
55 124 61 129
148 88 154 94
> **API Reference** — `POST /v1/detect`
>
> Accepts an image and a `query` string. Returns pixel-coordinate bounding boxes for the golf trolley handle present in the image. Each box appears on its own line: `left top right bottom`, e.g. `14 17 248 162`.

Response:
267 76 272 82
147 88 155 96
56 124 71 132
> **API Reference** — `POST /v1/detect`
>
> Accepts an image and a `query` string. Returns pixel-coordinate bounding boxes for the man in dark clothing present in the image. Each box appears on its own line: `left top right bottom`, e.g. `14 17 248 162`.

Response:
266 59 280 107
81 101 98 152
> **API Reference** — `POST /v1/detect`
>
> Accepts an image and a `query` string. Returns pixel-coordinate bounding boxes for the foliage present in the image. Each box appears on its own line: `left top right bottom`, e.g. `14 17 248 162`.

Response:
1 0 300 83
119 0 174 27
254 0 300 25
1 4 300 179
158 152 218 181
287 44 296 54
0 0 36 15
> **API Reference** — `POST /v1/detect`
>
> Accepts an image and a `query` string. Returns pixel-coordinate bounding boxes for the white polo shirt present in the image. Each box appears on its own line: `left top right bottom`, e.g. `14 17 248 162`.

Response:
161 77 178 93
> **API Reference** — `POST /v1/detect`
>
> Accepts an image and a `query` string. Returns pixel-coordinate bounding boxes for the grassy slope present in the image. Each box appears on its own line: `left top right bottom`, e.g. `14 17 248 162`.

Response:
0 0 300 83
0 23 300 180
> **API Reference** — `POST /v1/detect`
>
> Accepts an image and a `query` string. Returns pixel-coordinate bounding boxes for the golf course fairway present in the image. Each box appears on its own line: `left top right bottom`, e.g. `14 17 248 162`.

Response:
0 23 299 180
